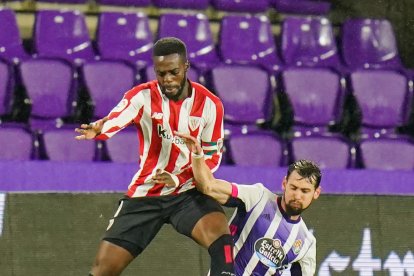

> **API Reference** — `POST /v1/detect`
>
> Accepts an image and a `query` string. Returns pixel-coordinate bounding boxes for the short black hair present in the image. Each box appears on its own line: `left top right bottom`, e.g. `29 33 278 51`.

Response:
152 37 187 60
287 160 322 188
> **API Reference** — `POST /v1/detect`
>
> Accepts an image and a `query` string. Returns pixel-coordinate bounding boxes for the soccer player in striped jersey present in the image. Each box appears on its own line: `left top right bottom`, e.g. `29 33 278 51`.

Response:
75 37 234 276
175 133 322 276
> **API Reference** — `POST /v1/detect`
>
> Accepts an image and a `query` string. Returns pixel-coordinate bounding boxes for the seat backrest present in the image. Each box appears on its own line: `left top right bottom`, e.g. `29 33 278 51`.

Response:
42 128 96 161
269 0 331 15
0 127 33 160
97 0 151 6
158 13 218 71
0 60 11 115
282 68 342 126
153 0 209 9
20 58 74 123
228 131 284 166
359 137 414 170
351 70 408 128
219 15 281 72
34 10 95 65
211 64 271 124
290 135 352 169
281 16 340 68
0 8 28 63
82 60 135 119
97 11 153 66
105 129 140 163
37 0 88 3
342 18 401 70
211 0 269 13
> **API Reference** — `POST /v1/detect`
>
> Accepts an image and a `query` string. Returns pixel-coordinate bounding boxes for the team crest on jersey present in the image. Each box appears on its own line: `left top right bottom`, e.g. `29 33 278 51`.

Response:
293 239 303 255
112 99 128 112
188 116 201 131
254 238 286 269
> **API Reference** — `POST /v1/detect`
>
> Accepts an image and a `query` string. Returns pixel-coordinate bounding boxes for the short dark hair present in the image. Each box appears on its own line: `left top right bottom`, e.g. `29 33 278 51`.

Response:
287 160 322 188
152 37 187 60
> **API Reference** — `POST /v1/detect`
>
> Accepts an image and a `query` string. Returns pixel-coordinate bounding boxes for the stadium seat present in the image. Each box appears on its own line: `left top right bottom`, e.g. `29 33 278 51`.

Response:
289 134 354 169
19 58 75 130
97 0 151 7
105 127 140 163
33 10 95 65
219 14 282 74
227 131 285 166
145 64 199 83
342 18 402 70
350 70 410 137
0 126 33 160
269 0 331 15
358 136 414 170
153 0 209 10
281 16 341 69
82 60 135 119
210 64 273 132
282 68 343 134
0 60 12 117
157 13 219 73
96 11 153 69
42 128 96 161
35 0 88 3
0 8 30 64
211 0 269 13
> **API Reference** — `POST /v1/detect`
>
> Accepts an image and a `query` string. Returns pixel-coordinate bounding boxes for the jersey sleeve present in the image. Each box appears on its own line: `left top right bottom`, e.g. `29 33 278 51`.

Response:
95 87 144 140
230 183 267 212
298 236 317 275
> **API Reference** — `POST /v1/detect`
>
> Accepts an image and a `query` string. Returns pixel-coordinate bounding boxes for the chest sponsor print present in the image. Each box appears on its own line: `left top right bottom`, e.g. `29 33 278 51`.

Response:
254 238 286 269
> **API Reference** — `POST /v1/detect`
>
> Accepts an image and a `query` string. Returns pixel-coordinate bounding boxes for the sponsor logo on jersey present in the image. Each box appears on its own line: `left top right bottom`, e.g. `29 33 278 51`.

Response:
189 116 201 131
254 238 286 269
157 124 185 145
293 239 303 255
151 112 164 120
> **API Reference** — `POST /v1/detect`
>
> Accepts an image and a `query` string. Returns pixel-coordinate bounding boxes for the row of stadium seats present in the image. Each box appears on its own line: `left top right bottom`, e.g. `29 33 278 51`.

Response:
3 0 331 15
0 8 406 73
1 125 414 171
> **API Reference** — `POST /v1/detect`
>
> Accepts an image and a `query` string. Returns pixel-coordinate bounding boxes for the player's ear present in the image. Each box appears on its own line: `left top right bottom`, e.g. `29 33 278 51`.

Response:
313 186 321 200
185 61 190 71
281 176 287 191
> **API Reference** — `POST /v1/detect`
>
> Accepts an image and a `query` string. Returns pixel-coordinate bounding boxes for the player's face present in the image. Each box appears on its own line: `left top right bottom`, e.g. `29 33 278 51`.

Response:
281 170 321 217
153 53 189 101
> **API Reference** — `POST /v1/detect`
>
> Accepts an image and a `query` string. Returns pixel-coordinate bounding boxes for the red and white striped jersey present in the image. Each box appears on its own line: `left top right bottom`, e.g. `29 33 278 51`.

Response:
95 80 224 198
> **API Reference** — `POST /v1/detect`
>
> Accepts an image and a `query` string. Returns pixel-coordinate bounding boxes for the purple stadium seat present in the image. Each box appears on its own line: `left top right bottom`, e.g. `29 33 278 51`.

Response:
36 0 87 3
211 0 269 13
282 68 343 134
0 8 30 64
281 16 341 69
211 64 272 128
145 64 199 83
342 19 402 70
270 0 331 15
0 126 33 160
42 128 96 161
82 60 135 119
97 0 151 6
0 60 12 116
228 131 284 166
219 15 282 74
158 13 219 73
97 11 153 69
106 128 140 163
290 134 353 169
34 10 95 65
350 70 410 137
153 0 209 10
359 136 414 170
19 58 75 130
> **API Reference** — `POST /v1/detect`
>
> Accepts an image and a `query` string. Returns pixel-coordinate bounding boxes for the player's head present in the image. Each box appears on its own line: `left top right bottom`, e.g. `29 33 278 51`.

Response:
281 160 321 217
152 37 190 101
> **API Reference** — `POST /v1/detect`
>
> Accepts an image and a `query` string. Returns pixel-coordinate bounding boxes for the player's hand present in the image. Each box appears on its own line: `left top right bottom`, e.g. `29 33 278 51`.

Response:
152 169 179 188
74 119 105 140
174 132 203 155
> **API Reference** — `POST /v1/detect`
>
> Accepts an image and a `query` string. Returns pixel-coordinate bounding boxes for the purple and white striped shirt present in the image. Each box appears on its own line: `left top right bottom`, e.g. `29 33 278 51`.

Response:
228 183 316 276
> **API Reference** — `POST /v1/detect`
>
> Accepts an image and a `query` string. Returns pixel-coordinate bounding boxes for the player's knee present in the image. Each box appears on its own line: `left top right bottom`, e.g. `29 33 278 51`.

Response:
208 234 235 276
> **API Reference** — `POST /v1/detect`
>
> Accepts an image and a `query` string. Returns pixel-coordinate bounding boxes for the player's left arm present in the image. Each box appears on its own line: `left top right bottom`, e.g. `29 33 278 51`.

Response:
296 237 317 276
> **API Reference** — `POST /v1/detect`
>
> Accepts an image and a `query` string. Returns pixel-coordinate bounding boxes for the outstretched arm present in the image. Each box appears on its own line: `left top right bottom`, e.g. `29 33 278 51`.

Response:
175 132 232 204
75 117 108 140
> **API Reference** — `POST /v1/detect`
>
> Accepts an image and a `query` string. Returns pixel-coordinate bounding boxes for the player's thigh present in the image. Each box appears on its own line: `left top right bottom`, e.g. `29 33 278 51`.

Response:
169 190 229 248
103 197 166 257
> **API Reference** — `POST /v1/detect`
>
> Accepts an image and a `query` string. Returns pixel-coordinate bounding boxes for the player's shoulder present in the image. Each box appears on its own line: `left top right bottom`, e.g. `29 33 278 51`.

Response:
125 81 155 97
191 81 222 105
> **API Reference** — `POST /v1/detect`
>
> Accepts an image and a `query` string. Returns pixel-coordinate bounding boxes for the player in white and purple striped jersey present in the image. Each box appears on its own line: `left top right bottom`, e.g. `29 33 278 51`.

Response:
176 133 322 276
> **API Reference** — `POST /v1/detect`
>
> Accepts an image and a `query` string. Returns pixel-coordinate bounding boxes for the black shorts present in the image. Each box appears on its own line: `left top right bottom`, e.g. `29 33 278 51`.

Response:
103 188 224 257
